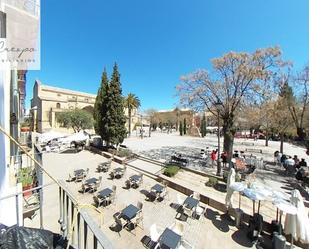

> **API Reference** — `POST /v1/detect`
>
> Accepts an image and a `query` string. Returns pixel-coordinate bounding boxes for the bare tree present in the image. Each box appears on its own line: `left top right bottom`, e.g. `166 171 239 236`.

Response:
177 47 284 173
144 108 157 137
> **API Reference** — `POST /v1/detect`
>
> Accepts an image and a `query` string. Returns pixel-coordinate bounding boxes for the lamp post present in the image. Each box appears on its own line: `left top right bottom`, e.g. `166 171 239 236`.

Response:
215 99 223 176
141 114 143 139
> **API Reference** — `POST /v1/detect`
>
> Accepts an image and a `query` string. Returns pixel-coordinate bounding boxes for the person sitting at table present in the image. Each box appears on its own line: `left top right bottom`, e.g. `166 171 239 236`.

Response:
285 156 295 175
293 155 300 168
233 150 239 158
299 158 307 167
280 154 287 167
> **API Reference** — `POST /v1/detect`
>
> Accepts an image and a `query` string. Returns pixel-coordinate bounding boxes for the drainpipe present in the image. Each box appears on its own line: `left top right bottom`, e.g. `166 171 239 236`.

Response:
10 65 19 166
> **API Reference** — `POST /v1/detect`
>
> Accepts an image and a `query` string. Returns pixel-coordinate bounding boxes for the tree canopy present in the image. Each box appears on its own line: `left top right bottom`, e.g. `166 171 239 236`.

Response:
94 64 127 146
124 93 140 136
56 109 93 132
177 47 284 173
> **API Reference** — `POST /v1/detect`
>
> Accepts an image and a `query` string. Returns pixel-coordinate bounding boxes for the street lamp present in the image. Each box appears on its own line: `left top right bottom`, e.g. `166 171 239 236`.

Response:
141 114 143 139
215 99 223 176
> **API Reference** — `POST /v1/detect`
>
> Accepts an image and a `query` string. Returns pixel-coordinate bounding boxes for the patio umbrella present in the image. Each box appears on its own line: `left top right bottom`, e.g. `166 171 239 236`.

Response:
243 187 268 215
284 189 309 246
225 168 236 209
229 182 246 209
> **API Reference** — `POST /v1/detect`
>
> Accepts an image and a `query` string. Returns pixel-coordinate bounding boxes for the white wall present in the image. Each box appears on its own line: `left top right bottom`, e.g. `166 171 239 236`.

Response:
0 69 20 226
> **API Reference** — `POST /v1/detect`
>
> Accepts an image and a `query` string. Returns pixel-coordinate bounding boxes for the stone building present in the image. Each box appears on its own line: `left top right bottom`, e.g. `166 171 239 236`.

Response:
30 80 138 133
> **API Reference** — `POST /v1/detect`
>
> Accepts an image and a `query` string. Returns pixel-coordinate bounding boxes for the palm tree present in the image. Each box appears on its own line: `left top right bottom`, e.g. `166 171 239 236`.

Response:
124 93 141 136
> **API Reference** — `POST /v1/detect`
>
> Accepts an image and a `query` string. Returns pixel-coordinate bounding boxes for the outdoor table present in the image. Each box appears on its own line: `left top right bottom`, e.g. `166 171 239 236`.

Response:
74 169 85 176
114 167 124 173
158 228 181 249
151 184 164 193
85 177 98 186
130 175 141 183
120 204 140 221
243 187 269 214
97 163 109 171
97 188 113 198
184 196 199 210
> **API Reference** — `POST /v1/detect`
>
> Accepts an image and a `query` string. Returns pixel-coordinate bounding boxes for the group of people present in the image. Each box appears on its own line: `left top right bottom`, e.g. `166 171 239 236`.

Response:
274 151 308 181
210 150 229 168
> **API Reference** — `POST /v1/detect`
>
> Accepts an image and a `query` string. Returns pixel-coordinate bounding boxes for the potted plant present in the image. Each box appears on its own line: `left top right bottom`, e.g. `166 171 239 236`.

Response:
18 168 34 197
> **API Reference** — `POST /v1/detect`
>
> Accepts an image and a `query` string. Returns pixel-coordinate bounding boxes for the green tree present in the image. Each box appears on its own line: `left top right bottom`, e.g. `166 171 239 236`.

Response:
124 93 140 136
183 118 187 135
94 69 110 140
179 121 183 136
56 109 93 132
107 63 127 145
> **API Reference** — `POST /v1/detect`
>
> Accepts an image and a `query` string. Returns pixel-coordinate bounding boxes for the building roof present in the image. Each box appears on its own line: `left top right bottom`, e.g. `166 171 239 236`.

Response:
36 79 96 98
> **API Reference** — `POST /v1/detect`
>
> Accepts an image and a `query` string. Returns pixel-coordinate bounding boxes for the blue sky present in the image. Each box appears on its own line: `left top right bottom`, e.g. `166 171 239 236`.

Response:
26 0 309 111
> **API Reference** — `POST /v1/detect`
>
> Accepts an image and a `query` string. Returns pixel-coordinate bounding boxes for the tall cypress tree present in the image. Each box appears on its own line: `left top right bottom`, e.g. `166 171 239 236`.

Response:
183 118 187 135
179 121 183 136
107 63 127 145
94 69 110 143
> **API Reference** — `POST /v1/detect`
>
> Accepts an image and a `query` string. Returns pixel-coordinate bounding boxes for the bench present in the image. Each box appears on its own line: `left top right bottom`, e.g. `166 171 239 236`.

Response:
245 148 262 154
241 142 255 146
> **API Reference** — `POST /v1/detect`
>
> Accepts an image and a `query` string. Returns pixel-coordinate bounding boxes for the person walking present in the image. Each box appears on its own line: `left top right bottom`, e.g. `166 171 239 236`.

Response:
221 151 228 168
211 150 217 168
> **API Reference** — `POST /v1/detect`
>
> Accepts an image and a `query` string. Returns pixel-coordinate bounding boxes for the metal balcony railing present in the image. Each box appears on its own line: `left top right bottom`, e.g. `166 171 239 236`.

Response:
0 138 114 249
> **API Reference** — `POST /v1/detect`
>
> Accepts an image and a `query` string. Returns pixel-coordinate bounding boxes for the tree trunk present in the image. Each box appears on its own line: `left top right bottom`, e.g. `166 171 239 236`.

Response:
223 131 234 162
280 133 284 153
149 122 151 137
265 130 269 147
128 109 131 136
222 116 235 173
297 127 306 141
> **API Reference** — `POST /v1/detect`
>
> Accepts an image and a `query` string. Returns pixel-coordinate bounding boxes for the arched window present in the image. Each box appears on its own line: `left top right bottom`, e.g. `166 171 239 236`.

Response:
56 103 61 108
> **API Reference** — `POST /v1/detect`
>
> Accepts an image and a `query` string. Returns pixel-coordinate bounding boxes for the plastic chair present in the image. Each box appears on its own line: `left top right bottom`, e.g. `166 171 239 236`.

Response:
177 194 184 206
171 220 184 236
150 224 160 242
137 201 143 210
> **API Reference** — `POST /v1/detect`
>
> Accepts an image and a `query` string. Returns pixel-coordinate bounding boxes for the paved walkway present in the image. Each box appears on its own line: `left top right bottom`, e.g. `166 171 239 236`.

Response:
24 151 260 249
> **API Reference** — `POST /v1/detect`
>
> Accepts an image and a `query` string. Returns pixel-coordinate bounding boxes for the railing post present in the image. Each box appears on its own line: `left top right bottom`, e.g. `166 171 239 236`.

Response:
39 187 43 229
66 194 69 237
58 186 63 235
77 212 81 249
93 234 98 249
83 220 88 249
15 194 20 226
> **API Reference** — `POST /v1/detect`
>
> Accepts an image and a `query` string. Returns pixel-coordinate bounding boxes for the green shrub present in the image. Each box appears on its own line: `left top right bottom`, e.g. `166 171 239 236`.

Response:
205 177 218 187
18 167 34 187
163 165 180 177
116 148 133 158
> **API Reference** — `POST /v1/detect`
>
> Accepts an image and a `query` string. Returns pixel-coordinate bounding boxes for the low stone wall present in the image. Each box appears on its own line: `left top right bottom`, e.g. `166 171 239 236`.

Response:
86 146 127 164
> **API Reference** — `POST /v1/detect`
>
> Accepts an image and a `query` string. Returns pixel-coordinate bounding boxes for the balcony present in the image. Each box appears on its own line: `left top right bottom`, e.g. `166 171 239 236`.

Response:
0 146 113 249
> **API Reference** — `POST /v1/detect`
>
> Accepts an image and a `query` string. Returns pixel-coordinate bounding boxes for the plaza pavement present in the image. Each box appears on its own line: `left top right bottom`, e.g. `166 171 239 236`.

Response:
25 150 259 249
123 132 309 163
23 132 309 248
